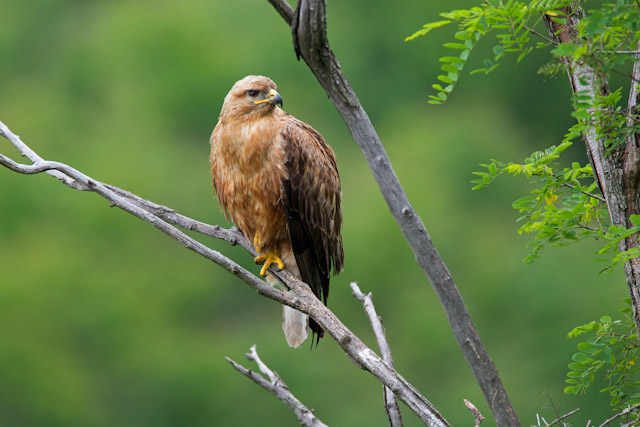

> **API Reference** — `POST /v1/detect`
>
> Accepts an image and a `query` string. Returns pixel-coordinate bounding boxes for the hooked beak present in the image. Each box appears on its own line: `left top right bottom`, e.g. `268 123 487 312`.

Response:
254 88 283 108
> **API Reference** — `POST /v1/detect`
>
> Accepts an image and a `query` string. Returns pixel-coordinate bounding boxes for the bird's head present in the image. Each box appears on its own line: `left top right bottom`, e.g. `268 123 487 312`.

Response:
221 75 283 117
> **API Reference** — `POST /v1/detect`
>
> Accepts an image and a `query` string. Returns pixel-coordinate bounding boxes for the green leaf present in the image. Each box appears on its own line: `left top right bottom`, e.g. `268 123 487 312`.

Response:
454 30 475 41
568 362 586 371
439 56 465 64
572 352 592 363
577 342 599 354
443 42 468 50
552 42 578 57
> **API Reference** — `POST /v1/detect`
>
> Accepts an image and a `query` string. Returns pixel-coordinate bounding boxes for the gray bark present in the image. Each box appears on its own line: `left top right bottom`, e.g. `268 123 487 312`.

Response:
268 0 520 425
544 8 640 338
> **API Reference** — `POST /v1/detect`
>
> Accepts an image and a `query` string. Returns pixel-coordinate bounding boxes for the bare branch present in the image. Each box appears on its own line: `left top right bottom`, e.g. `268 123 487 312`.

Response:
226 345 328 427
267 0 294 26
543 407 580 426
598 403 640 427
463 399 485 427
0 121 450 427
351 282 403 427
0 121 87 190
271 1 520 425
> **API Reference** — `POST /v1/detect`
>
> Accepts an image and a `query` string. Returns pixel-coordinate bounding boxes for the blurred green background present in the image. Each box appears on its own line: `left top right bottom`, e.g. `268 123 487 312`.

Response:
0 0 628 425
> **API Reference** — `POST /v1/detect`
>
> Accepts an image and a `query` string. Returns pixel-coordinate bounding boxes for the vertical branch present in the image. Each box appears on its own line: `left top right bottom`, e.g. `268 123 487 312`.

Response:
267 1 520 425
351 282 403 427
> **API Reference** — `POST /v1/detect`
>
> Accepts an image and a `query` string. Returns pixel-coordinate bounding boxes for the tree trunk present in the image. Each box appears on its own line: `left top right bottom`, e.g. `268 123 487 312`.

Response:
545 7 640 336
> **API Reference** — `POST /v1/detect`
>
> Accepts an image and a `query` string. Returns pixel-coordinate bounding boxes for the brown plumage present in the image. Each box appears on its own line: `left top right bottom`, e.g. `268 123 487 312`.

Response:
209 75 344 347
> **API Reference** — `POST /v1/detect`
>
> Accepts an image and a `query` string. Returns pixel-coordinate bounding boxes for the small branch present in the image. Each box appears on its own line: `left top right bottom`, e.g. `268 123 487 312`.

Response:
351 282 403 427
525 25 557 45
463 399 485 427
0 121 86 190
266 0 294 26
559 180 606 203
226 345 328 427
544 407 580 426
598 403 640 427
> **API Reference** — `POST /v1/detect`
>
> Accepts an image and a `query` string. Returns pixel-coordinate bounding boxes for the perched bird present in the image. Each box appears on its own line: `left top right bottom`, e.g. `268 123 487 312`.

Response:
209 75 344 347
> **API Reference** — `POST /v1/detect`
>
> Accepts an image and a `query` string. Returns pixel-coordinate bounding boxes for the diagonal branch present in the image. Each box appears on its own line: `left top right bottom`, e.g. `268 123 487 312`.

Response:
0 120 450 427
268 0 520 425
226 345 328 427
351 282 403 427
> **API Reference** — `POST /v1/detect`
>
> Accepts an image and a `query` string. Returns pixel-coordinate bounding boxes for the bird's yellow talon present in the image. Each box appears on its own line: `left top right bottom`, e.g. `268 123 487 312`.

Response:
253 234 264 253
254 252 285 276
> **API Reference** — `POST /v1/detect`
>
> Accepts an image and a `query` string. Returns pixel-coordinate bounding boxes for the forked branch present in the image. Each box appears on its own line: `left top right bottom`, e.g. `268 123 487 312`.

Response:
226 345 328 427
0 120 449 427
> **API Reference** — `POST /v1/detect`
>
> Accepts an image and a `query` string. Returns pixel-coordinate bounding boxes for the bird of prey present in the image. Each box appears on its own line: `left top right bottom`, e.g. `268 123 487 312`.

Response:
209 75 344 347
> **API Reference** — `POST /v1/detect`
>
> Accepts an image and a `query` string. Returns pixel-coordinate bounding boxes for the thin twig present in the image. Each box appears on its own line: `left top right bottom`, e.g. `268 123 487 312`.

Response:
598 403 640 427
524 24 557 45
463 399 485 427
351 282 403 427
226 345 328 427
266 0 295 25
544 407 580 426
559 180 606 203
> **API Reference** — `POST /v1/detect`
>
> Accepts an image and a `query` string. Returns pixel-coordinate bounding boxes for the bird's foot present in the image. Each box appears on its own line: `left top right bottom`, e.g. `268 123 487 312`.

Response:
253 234 264 253
254 252 285 277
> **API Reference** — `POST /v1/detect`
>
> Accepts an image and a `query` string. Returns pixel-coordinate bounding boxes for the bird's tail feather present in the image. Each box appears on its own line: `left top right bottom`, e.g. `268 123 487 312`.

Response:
282 305 308 348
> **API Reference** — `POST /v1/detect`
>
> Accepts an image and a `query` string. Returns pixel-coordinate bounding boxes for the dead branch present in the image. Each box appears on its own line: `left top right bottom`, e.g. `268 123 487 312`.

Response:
463 399 485 427
0 120 450 427
598 403 640 427
226 345 328 427
351 282 403 427
266 1 520 425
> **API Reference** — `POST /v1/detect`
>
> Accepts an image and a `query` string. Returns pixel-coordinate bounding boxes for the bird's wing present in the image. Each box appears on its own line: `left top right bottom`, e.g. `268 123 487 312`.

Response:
279 116 344 314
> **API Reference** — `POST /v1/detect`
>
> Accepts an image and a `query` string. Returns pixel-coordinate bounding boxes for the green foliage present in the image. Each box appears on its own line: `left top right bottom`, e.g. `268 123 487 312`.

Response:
565 300 640 417
415 0 640 420
407 0 640 107
471 141 614 264
453 0 640 266
406 0 572 103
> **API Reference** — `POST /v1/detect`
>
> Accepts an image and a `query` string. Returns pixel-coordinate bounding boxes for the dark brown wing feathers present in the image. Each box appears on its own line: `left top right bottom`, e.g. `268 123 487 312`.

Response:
280 118 344 340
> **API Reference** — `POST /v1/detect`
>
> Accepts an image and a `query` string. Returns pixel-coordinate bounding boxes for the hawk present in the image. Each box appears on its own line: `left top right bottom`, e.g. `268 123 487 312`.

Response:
209 75 344 347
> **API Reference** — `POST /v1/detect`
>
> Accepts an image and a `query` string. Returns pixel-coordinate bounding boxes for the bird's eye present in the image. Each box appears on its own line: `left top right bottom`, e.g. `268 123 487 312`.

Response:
247 90 259 97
